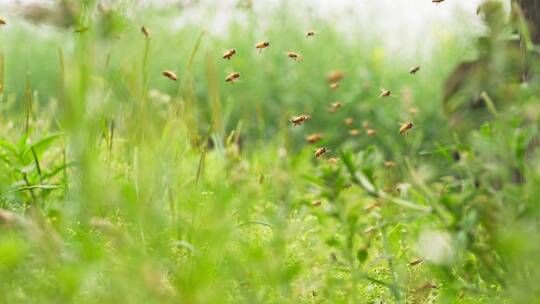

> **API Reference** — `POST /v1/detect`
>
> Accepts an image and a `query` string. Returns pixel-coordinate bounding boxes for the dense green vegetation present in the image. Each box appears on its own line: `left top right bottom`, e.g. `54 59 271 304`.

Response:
1 1 539 303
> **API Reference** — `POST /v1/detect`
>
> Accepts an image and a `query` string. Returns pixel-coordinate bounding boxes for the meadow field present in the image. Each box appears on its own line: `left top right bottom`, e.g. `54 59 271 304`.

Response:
1 0 540 303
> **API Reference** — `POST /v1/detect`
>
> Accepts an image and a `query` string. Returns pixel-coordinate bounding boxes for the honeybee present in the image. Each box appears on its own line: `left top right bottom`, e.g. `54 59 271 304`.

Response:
344 117 354 126
225 72 240 83
315 147 328 158
328 102 342 113
162 70 178 81
326 70 344 83
0 18 6 26
291 115 311 126
409 65 420 74
379 89 391 98
409 258 423 266
306 133 323 144
349 129 360 136
222 49 236 60
384 161 397 168
306 31 315 38
141 25 150 38
432 0 444 3
287 51 301 60
408 107 419 115
399 121 414 134
362 120 370 129
366 129 377 137
327 157 339 165
255 41 270 53
311 200 322 207
330 82 340 90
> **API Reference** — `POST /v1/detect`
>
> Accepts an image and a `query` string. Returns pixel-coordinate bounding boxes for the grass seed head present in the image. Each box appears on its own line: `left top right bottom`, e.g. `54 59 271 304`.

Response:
141 25 151 38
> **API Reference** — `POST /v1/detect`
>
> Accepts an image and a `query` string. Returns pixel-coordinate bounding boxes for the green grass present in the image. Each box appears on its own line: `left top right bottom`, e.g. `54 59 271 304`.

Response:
1 1 540 303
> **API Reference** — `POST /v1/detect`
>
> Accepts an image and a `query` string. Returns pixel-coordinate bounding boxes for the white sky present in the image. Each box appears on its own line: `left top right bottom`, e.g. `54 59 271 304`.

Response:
1 0 493 54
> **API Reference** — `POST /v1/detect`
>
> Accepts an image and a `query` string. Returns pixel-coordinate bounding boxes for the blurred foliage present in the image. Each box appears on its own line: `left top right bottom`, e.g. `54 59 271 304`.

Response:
0 0 539 303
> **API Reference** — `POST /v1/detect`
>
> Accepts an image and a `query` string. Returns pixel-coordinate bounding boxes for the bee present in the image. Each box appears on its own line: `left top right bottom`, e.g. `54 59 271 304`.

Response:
222 49 236 60
306 31 315 38
362 120 370 129
349 129 360 137
287 51 301 61
366 129 377 137
432 0 444 3
306 133 323 144
327 157 339 165
344 117 354 126
225 72 241 83
409 65 420 74
326 70 344 83
315 147 328 158
384 161 397 168
162 70 178 81
141 25 151 38
328 101 342 113
379 89 391 98
311 200 322 207
291 115 311 126
330 82 340 90
0 18 6 26
409 258 423 266
399 121 414 134
255 41 270 53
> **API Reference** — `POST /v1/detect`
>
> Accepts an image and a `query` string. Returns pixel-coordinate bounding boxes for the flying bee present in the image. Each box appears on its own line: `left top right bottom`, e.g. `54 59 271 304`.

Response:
384 161 397 168
409 65 420 74
0 18 6 26
225 72 240 83
255 41 270 53
432 0 444 3
409 258 423 266
344 117 354 126
366 129 377 137
306 133 323 144
326 70 344 83
141 25 151 38
222 49 236 60
380 89 391 98
362 120 370 129
328 102 342 113
311 200 322 207
306 31 315 38
315 147 328 158
287 51 301 61
327 157 339 165
349 129 360 137
291 114 311 126
399 121 414 135
162 70 178 81
330 82 340 90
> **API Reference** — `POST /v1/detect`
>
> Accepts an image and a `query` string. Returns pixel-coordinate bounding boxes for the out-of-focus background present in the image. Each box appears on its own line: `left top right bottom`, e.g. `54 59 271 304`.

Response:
2 0 540 303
